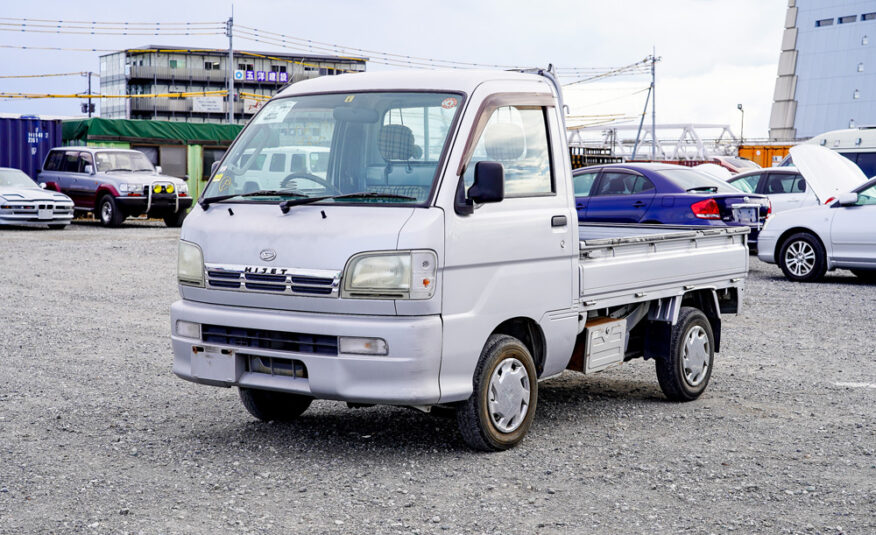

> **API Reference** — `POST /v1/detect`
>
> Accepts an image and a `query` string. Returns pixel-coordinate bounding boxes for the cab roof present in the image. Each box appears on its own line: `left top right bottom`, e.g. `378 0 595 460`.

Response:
276 69 554 97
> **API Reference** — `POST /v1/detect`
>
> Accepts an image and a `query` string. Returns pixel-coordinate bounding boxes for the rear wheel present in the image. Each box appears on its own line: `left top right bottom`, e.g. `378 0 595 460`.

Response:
163 210 187 228
655 307 715 401
778 232 827 282
97 195 125 227
239 388 312 422
851 269 876 282
456 334 538 451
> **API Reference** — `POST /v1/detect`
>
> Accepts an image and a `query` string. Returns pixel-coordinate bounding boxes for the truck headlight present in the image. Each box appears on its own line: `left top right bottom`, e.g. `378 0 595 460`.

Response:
342 250 437 299
178 182 188 194
119 183 143 194
178 240 205 287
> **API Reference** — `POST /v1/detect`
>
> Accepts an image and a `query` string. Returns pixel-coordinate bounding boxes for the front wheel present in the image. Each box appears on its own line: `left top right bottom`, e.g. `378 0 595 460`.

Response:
97 195 125 227
655 307 715 401
239 388 312 422
456 334 538 451
778 232 826 282
163 210 187 228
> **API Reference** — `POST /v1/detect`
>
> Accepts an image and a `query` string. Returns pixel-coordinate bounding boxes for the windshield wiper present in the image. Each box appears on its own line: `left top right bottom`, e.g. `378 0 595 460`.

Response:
686 186 718 193
279 191 417 214
200 189 309 210
134 168 154 172
105 168 132 172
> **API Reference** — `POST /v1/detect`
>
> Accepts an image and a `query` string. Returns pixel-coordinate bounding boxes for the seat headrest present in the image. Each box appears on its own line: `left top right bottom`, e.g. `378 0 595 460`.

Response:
484 122 525 161
378 124 416 161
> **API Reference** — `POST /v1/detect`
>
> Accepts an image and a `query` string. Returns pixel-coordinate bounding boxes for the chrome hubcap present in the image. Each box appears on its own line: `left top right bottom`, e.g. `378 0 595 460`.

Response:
101 200 112 222
785 240 815 276
682 325 709 387
487 358 530 433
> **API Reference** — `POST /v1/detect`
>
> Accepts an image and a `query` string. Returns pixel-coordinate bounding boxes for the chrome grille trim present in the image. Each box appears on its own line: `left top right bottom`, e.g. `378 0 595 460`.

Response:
204 263 341 298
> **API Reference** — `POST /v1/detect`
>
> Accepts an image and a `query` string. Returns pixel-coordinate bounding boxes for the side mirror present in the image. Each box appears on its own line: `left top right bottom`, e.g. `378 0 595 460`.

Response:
468 162 505 204
182 175 189 182
835 192 858 206
83 164 94 174
39 182 47 189
155 165 163 174
211 161 220 176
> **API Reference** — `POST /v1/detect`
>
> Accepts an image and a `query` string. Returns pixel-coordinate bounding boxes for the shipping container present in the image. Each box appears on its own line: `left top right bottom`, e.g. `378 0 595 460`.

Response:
738 143 793 168
0 116 63 179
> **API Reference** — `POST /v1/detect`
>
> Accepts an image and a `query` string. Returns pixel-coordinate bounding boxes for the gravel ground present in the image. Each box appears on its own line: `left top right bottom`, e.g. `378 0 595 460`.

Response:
1 221 874 535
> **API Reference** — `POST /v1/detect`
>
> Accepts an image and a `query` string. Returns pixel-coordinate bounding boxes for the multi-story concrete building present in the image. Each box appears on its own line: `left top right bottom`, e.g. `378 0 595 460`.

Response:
99 46 366 123
770 0 876 140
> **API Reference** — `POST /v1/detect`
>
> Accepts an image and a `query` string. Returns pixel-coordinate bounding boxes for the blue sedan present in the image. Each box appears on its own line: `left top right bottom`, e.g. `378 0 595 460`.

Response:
573 163 771 246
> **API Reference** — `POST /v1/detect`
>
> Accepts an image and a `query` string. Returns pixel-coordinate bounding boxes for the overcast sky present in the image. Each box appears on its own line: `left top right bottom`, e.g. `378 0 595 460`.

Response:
0 0 786 138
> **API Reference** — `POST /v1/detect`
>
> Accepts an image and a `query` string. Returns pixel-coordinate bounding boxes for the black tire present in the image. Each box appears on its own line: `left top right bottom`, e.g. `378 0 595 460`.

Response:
97 195 125 227
163 210 187 228
48 224 67 230
238 388 312 422
851 269 876 282
456 334 538 451
778 232 827 282
655 307 715 401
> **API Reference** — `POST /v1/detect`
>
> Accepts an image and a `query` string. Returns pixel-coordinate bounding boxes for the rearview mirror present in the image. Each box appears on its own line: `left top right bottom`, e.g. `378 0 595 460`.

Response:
83 164 94 174
835 192 858 206
333 106 379 123
468 162 505 204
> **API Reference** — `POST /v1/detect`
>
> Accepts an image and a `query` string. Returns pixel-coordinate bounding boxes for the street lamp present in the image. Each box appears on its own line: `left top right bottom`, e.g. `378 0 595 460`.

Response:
737 103 744 145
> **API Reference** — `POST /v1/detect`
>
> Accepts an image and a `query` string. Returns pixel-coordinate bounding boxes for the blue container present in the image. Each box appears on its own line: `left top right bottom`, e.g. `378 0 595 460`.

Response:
0 116 63 179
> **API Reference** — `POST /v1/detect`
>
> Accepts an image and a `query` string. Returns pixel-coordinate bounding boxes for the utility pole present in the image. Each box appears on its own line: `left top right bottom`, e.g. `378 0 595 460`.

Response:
87 72 92 118
226 10 234 124
650 47 657 161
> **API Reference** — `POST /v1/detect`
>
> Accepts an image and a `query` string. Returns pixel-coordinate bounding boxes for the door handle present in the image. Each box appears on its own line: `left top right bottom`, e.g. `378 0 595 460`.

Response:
551 215 567 227
632 201 646 208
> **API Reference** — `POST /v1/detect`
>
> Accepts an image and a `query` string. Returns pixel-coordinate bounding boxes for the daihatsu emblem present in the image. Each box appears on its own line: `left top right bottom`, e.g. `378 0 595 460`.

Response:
259 249 277 262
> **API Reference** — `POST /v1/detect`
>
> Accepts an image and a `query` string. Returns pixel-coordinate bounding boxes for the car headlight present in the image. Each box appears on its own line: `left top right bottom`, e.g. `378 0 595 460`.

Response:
178 240 205 287
119 183 143 194
342 250 437 299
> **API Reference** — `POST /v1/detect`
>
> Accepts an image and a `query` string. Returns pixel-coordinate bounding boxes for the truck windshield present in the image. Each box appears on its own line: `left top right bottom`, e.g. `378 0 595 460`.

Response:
203 92 463 205
95 152 155 173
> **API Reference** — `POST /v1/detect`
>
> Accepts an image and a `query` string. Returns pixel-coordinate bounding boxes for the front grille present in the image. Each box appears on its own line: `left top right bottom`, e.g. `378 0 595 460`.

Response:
204 264 340 298
244 353 308 378
202 324 338 355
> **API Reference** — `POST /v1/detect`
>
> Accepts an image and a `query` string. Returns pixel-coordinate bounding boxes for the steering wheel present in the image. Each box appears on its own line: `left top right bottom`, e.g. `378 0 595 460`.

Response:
280 172 341 195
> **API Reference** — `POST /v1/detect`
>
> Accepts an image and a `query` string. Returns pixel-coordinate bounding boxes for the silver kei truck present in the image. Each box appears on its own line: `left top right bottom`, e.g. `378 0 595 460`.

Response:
37 147 192 227
171 68 749 451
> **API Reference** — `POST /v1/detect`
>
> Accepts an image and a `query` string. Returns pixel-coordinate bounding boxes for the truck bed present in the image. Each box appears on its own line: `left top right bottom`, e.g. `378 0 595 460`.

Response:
577 223 749 310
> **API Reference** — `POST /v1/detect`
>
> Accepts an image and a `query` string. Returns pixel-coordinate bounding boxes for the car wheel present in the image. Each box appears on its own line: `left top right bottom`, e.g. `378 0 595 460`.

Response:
98 195 125 227
163 210 187 228
850 269 876 282
778 232 827 282
655 307 715 401
456 334 538 451
238 388 312 422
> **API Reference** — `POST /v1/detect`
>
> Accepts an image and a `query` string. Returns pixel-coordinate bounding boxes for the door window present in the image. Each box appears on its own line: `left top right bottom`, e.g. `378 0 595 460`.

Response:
791 174 807 193
729 174 760 193
765 173 797 194
44 151 64 171
573 171 598 196
463 106 553 197
594 172 641 196
61 151 80 173
79 152 94 172
855 183 876 205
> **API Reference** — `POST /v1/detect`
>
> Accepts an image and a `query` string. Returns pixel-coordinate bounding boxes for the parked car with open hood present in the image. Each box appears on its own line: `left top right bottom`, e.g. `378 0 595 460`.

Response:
37 147 192 227
0 167 73 228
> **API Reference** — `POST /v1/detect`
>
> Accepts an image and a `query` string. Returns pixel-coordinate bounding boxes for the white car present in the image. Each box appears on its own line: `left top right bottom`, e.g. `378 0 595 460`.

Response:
757 175 876 282
0 167 74 229
728 145 868 214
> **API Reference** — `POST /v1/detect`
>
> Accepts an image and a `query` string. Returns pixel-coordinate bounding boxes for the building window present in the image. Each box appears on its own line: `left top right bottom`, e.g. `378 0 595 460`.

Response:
839 15 857 24
863 12 876 21
859 62 865 72
270 65 287 73
169 59 179 69
854 89 861 99
204 61 220 70
815 18 834 27
237 63 254 71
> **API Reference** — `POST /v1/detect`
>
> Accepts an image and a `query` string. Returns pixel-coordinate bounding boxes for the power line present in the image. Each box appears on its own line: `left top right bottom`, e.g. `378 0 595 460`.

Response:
0 71 98 79
0 90 228 99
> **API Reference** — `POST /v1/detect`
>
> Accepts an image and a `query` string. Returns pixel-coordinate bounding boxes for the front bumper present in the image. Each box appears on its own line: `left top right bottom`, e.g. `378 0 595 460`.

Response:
171 299 443 405
117 195 192 214
0 204 74 226
756 232 779 264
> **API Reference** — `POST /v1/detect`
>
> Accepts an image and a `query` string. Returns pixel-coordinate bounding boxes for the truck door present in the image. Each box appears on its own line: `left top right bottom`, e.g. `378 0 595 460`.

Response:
58 150 85 204
440 86 577 400
585 170 656 222
77 151 98 209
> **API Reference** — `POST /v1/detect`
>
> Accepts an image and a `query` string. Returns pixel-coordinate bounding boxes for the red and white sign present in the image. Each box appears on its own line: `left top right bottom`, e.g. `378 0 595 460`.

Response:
441 97 458 109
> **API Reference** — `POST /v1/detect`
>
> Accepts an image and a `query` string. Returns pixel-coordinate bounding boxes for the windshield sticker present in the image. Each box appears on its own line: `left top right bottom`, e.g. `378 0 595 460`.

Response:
344 95 355 103
254 100 295 124
441 97 458 109
217 174 232 192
